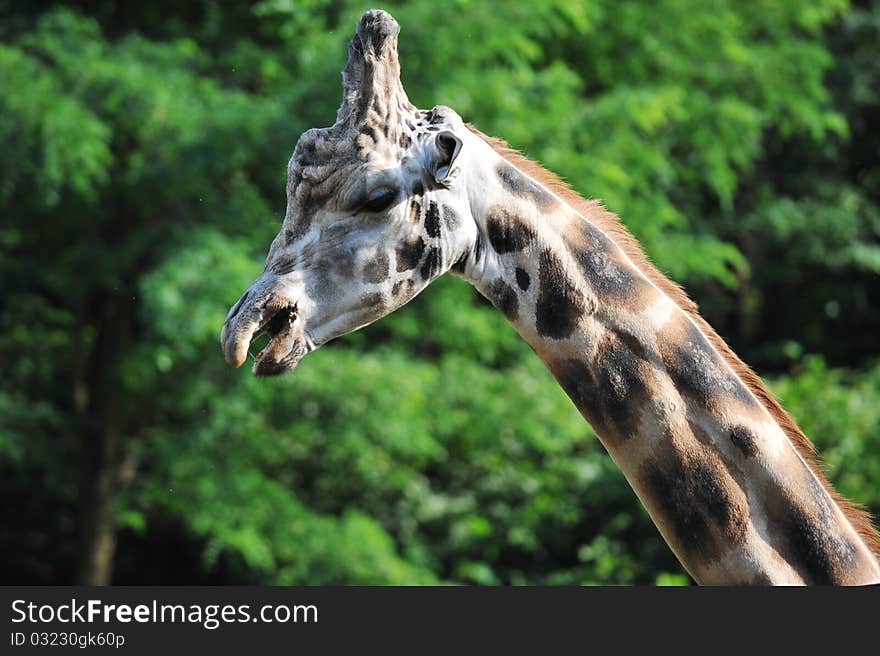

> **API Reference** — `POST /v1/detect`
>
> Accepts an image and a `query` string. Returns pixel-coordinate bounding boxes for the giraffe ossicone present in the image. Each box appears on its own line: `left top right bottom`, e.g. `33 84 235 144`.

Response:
220 10 880 585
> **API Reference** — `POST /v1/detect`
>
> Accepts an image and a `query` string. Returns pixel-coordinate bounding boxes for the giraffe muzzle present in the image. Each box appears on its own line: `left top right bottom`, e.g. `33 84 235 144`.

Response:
221 288 309 376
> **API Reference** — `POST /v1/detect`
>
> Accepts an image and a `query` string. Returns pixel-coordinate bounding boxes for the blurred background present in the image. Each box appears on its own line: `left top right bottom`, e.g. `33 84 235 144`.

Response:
1 0 879 586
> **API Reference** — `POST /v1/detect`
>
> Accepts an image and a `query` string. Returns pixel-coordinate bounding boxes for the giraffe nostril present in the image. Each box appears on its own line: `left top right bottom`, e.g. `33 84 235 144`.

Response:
225 289 252 325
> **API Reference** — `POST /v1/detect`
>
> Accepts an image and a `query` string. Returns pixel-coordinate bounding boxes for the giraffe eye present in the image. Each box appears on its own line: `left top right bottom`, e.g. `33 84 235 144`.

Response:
362 188 398 213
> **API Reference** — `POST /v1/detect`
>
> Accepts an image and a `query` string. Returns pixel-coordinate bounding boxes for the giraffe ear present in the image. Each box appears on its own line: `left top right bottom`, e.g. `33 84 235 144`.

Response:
431 131 463 184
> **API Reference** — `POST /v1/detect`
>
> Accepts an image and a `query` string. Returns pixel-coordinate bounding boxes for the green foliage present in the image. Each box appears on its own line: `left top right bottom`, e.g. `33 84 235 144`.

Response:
1 0 879 585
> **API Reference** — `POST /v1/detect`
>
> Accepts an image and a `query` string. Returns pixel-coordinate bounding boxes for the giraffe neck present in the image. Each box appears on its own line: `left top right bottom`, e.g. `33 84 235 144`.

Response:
453 140 880 585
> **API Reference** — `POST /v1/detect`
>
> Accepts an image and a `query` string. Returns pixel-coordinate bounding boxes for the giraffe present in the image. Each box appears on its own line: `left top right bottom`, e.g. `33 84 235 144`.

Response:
220 10 880 585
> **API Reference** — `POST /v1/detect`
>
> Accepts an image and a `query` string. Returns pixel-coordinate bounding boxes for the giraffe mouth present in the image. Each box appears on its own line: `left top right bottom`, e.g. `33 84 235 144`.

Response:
221 294 310 376
250 302 309 376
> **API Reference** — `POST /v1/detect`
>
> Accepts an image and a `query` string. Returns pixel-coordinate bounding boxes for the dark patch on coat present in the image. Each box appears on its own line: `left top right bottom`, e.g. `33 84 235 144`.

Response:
409 200 422 225
420 247 441 280
396 236 426 272
360 125 380 146
307 258 333 297
328 244 356 279
566 224 651 304
535 248 585 339
426 107 445 124
362 253 390 284
570 247 644 302
487 279 519 321
770 468 859 585
392 279 415 298
549 334 650 443
515 267 530 291
640 451 748 564
361 291 386 314
781 505 857 585
659 317 755 409
495 162 556 210
411 181 424 197
728 426 758 458
399 132 411 149
567 216 658 308
570 217 614 254
442 205 461 231
425 201 442 238
486 207 536 254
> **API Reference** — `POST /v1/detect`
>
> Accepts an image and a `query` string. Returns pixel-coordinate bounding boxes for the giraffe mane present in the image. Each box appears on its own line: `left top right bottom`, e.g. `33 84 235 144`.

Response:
468 123 880 560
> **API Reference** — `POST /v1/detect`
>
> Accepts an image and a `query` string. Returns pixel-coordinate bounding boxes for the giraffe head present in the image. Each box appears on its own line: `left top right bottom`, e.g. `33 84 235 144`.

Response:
221 10 478 375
